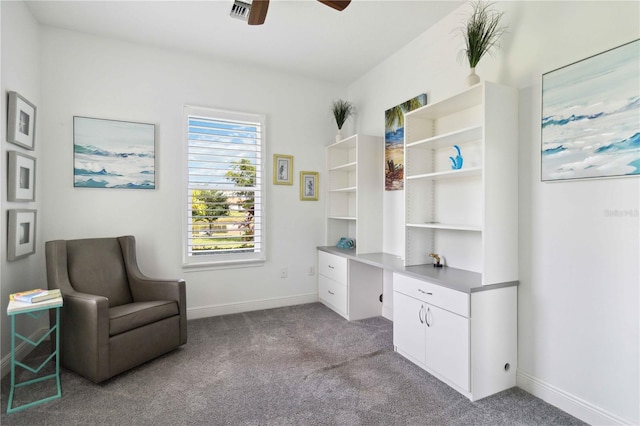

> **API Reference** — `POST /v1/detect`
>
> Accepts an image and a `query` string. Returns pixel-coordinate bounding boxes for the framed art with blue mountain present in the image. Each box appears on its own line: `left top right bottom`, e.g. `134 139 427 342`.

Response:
73 116 156 189
541 39 639 181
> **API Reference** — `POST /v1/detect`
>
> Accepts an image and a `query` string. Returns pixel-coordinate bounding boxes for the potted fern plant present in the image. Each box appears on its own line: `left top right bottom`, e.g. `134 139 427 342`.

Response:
331 99 353 142
460 1 507 86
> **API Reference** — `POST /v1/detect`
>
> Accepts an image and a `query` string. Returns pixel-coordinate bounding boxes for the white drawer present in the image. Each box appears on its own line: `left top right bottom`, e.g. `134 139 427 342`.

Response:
319 275 347 316
393 273 469 318
318 251 348 284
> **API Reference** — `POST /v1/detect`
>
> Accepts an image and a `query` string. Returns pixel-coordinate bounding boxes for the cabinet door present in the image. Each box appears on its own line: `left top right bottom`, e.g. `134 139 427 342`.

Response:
393 291 426 365
425 304 470 391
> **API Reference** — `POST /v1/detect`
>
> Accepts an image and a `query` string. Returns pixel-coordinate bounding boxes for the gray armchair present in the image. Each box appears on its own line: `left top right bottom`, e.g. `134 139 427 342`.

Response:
45 236 186 383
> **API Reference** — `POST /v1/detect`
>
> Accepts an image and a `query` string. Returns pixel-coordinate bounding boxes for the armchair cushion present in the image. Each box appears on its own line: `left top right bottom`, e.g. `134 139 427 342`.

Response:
109 301 179 336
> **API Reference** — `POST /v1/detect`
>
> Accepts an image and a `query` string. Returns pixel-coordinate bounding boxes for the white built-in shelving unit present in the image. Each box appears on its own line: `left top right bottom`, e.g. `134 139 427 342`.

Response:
404 81 518 285
326 134 383 254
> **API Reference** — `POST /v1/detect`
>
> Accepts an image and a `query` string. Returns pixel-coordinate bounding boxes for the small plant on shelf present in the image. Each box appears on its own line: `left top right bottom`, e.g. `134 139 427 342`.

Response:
458 1 507 85
331 99 353 141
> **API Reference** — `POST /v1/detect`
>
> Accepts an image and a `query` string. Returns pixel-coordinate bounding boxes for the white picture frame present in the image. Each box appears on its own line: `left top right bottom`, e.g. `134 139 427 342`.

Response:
7 91 37 150
7 209 37 261
8 151 36 202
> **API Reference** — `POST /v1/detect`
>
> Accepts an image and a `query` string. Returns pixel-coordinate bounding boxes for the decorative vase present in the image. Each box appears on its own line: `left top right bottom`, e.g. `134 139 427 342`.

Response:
335 128 343 142
466 67 480 86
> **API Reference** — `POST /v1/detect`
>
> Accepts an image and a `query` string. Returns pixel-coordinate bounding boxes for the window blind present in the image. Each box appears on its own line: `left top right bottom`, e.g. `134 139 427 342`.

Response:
185 107 265 265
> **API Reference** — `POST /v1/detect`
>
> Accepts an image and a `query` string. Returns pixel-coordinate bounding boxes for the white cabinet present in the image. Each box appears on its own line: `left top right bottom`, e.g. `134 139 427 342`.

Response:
425 303 470 392
393 273 470 392
404 82 518 285
318 250 382 321
326 134 382 254
318 251 348 317
393 273 516 401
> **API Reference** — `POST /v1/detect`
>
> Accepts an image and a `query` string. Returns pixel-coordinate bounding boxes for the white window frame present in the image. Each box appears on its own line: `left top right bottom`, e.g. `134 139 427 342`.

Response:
183 105 266 268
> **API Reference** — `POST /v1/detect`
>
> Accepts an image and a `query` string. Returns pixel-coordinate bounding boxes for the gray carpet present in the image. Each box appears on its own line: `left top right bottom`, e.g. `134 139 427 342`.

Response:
1 303 585 425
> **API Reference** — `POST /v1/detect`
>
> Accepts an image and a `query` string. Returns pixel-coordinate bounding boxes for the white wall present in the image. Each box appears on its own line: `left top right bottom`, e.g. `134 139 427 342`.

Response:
348 1 639 424
0 0 47 371
37 26 345 321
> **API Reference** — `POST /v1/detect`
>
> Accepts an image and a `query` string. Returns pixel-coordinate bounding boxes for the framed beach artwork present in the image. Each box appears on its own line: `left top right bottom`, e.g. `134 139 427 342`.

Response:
384 93 427 190
8 151 36 202
541 39 640 181
7 91 37 150
273 154 293 185
300 171 319 201
7 209 36 261
73 116 156 189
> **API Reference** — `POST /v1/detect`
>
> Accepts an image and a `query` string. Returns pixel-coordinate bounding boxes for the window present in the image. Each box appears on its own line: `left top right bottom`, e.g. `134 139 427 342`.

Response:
184 106 265 266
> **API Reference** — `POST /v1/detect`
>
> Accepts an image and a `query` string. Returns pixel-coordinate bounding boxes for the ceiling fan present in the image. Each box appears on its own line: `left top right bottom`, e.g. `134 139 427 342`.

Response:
231 0 351 26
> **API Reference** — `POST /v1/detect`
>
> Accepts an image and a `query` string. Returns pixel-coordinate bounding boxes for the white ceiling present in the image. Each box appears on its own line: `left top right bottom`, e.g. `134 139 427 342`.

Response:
25 0 464 85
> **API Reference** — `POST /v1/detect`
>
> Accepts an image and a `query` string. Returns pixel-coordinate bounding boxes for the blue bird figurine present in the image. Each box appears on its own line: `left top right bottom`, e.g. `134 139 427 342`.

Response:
449 145 463 170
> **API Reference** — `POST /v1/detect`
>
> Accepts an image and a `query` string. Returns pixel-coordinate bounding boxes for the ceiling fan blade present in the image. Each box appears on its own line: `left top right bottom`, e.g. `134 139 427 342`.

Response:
248 0 270 25
317 0 351 12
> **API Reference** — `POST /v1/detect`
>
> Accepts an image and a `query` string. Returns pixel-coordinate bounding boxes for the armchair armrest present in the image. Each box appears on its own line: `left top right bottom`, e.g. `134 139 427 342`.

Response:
128 276 186 303
59 291 111 382
46 239 112 381
119 235 187 345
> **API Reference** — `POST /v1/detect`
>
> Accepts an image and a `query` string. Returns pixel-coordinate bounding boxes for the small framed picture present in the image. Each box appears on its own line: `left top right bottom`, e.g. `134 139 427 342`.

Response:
300 171 319 201
7 209 37 261
8 151 36 202
7 91 37 150
273 154 293 185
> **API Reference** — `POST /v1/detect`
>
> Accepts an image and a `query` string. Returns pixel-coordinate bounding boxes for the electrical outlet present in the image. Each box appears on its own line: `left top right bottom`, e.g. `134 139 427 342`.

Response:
280 268 288 279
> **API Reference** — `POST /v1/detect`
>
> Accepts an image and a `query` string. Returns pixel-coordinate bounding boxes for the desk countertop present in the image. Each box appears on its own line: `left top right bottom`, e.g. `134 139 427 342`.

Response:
317 246 518 293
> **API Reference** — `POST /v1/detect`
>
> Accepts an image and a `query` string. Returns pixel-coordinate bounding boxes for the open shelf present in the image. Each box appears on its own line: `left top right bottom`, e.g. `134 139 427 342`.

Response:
406 125 482 150
406 223 482 232
406 167 482 181
326 134 382 254
403 82 518 285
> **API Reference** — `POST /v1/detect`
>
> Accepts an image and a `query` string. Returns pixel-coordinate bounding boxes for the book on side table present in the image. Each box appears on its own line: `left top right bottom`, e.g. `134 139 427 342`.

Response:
7 292 63 315
9 288 62 303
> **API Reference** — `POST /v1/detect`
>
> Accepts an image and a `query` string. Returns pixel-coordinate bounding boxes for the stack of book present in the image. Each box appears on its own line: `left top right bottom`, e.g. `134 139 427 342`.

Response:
9 288 62 303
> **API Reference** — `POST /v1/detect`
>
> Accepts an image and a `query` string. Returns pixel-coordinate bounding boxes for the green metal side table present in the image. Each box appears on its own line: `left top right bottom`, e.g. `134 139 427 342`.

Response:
6 296 63 413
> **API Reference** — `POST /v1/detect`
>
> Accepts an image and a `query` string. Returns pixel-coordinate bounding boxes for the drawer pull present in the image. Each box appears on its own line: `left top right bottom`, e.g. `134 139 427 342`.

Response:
328 290 335 295
328 265 335 269
418 289 433 296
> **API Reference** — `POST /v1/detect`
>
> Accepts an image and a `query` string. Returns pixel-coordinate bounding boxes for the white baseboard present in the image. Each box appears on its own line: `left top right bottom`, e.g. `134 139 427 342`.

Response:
186 293 319 320
1 328 49 379
517 370 633 425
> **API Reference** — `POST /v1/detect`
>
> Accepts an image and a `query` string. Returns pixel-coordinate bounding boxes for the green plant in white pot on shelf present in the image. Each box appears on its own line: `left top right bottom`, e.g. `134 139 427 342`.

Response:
459 1 507 86
331 99 353 142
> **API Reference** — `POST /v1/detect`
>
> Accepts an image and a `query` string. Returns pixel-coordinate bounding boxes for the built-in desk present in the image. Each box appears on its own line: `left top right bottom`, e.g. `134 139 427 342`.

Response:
316 246 518 401
317 246 517 294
